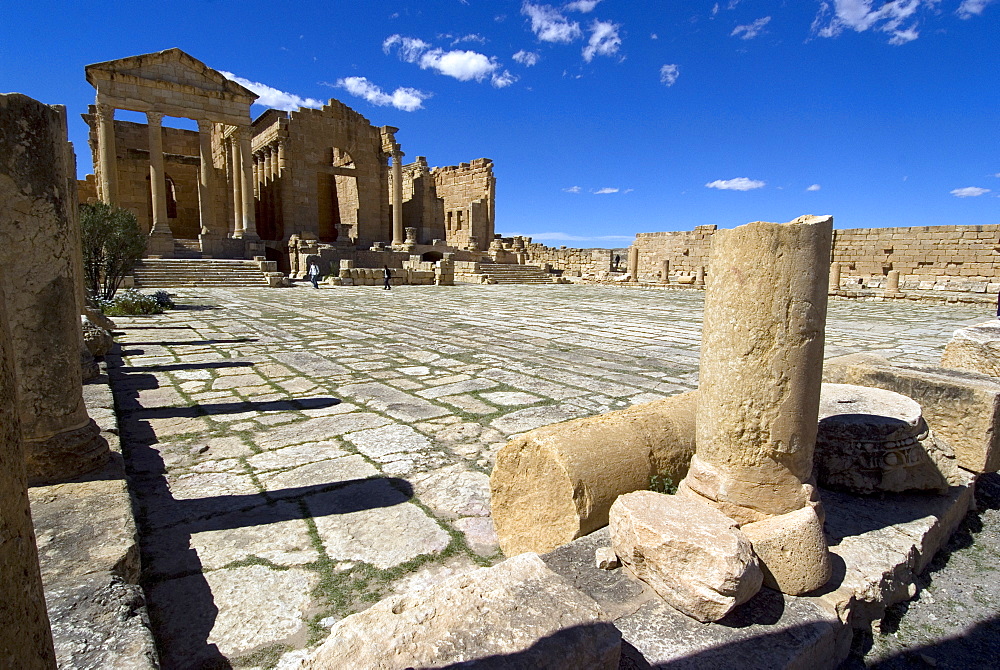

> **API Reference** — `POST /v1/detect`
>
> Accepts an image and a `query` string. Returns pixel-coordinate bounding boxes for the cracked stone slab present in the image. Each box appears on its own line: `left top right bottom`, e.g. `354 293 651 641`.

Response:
339 382 449 421
305 479 451 569
143 501 318 578
490 404 589 435
259 455 380 497
409 464 492 519
246 441 348 471
149 565 317 666
254 413 393 449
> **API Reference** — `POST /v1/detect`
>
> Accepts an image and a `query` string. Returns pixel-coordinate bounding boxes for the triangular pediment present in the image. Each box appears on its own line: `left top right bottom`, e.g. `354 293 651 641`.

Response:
86 48 257 101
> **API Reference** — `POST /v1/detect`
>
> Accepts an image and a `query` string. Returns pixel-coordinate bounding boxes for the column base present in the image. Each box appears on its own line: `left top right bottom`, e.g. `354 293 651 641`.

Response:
147 231 174 258
25 419 108 487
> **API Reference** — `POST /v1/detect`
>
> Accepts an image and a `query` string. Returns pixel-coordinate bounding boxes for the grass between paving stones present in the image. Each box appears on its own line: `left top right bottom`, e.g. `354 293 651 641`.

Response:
299 483 490 644
230 642 290 669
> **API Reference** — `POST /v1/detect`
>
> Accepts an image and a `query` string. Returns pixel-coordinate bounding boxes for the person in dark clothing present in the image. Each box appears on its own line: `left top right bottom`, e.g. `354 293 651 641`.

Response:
383 265 392 290
996 288 999 319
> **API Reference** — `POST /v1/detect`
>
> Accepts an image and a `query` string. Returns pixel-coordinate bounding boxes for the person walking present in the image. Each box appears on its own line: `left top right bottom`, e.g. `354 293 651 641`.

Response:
383 265 392 291
307 259 321 289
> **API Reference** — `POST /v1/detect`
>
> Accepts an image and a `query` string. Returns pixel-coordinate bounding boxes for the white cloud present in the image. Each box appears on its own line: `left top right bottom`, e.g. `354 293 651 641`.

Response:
564 0 602 12
957 0 997 19
651 32 659 39
335 77 430 112
731 16 771 39
994 173 1000 178
706 177 766 191
583 20 622 62
951 186 991 197
811 0 936 45
807 184 822 191
491 70 519 88
383 34 432 62
513 50 541 66
593 187 620 194
452 33 487 45
522 2 583 43
712 3 720 16
420 49 499 81
660 64 680 86
563 185 582 193
219 71 324 111
385 35 502 83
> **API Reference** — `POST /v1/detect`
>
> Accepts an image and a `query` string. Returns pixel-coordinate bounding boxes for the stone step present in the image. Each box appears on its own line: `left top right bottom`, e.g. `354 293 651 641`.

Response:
133 258 268 288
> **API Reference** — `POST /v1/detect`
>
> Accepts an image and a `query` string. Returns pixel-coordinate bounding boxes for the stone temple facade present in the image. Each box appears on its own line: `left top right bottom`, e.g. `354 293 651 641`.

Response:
79 48 495 266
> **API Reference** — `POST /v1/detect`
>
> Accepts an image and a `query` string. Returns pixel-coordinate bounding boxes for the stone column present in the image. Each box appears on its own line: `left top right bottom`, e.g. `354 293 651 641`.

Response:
229 135 244 237
695 266 705 287
94 101 118 204
252 150 261 199
146 112 174 256
679 215 833 594
275 139 286 240
627 246 639 281
0 268 56 669
392 150 404 246
196 119 216 237
0 94 107 486
886 269 901 293
263 145 275 235
661 259 670 284
238 126 259 240
829 262 841 292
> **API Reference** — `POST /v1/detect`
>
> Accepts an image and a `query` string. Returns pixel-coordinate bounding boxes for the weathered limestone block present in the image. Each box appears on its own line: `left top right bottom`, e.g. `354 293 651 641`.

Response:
741 503 830 595
683 215 832 523
302 552 620 669
0 93 106 486
814 383 955 494
81 314 114 357
609 491 762 622
680 215 834 595
490 391 697 556
823 353 1000 473
940 321 1000 377
0 266 57 669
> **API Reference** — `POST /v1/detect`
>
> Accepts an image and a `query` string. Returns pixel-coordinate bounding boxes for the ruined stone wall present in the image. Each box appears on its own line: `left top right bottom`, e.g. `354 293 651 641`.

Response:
83 111 206 239
634 223 1000 286
431 158 495 251
633 225 717 281
523 243 614 276
398 157 446 244
279 100 390 247
78 174 98 203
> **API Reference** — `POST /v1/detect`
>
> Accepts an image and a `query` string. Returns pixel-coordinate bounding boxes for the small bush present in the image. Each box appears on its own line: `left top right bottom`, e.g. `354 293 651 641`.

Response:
99 289 165 316
649 472 678 495
152 290 175 309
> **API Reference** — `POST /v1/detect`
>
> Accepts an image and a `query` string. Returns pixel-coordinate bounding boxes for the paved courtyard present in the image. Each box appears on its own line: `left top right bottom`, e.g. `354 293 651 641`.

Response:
108 283 991 668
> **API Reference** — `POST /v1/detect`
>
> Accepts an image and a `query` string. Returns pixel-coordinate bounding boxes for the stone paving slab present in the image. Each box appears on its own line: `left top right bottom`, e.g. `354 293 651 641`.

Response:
107 283 990 668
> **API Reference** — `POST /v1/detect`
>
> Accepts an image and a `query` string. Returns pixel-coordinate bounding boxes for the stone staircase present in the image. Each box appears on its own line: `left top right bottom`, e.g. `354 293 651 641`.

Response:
477 263 554 284
132 259 269 288
172 239 203 258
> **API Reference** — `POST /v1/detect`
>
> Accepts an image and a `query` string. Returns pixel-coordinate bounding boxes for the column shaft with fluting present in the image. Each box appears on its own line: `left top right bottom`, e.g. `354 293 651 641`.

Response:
146 112 170 236
196 119 216 236
391 151 404 246
238 126 258 240
230 136 244 237
682 215 833 522
95 101 118 204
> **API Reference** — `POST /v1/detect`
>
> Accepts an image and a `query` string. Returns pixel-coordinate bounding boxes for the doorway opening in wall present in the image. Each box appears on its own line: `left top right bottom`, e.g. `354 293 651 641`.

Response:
421 251 443 263
317 147 358 244
145 173 181 236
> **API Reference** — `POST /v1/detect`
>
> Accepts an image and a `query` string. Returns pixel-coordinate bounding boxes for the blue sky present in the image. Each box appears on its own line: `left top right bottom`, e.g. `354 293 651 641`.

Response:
1 1 997 247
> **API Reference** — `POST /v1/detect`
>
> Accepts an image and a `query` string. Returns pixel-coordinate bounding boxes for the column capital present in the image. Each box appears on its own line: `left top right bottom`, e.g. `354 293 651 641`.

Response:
196 118 214 133
146 111 164 126
95 102 115 120
236 124 252 142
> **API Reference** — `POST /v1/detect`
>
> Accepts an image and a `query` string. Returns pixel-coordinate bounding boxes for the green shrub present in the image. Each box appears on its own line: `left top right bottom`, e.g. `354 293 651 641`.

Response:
152 290 175 309
98 289 164 316
79 202 147 302
649 472 678 495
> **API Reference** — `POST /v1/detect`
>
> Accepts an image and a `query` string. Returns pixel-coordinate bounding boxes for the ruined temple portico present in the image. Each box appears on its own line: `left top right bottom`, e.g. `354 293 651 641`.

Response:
85 48 260 257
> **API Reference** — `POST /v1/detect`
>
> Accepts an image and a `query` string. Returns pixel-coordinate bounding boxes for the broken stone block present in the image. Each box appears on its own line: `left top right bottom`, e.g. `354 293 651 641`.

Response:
940 321 1000 377
741 503 832 595
609 490 762 622
490 391 697 556
301 552 621 669
595 546 619 570
81 315 113 357
823 353 1000 473
815 383 954 494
